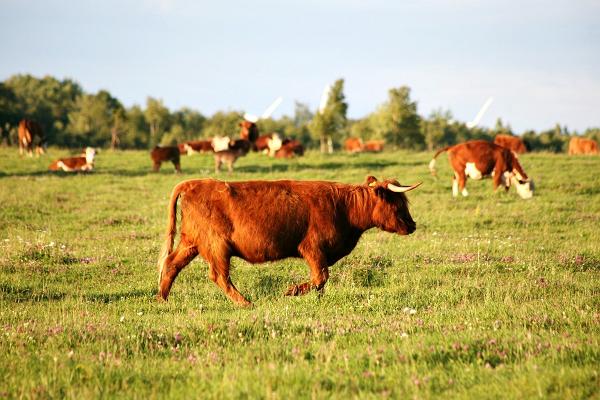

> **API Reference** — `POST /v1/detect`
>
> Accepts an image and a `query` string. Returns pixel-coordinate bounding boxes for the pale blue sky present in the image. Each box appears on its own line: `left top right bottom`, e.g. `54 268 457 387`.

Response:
1 0 599 132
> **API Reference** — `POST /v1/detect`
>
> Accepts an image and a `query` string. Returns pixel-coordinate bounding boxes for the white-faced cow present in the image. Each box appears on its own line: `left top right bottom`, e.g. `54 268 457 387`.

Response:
429 140 534 199
157 176 421 306
48 147 96 172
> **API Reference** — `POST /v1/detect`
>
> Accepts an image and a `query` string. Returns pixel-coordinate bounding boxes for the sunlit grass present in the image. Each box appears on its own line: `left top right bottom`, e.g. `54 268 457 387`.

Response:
1 147 599 398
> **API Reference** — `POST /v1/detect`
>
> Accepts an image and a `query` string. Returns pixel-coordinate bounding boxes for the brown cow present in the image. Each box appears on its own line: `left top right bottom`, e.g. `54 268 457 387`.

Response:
494 134 527 154
364 140 385 153
156 176 421 305
213 139 251 173
18 119 46 157
568 137 598 155
239 120 259 144
275 140 304 158
151 146 181 173
345 137 364 153
179 140 213 155
429 140 533 199
48 147 96 172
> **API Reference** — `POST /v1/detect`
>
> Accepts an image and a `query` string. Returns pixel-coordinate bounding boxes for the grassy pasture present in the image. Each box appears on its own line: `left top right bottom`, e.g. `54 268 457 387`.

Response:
0 147 599 399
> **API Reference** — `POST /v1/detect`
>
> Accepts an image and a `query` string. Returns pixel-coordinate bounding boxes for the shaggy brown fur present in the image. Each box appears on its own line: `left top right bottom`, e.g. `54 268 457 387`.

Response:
568 137 598 155
494 134 527 154
18 119 46 157
151 146 181 173
344 137 363 153
157 176 420 305
239 120 259 145
364 140 384 153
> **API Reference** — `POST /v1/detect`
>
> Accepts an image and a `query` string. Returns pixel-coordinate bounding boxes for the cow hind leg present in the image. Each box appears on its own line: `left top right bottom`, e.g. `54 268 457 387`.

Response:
173 161 181 174
285 254 329 296
207 257 251 306
157 242 198 301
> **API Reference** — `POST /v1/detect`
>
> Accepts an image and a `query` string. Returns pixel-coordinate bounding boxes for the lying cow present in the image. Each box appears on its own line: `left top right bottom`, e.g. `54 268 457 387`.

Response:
364 140 385 153
179 140 213 155
344 137 364 153
214 139 251 173
494 134 527 154
18 119 46 157
157 176 421 305
48 147 96 172
568 137 598 155
275 140 304 158
429 140 533 199
151 146 181 173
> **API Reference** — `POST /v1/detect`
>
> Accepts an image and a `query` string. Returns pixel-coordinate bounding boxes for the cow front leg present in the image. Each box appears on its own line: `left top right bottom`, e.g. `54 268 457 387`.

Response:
285 254 329 296
207 257 251 306
157 242 198 301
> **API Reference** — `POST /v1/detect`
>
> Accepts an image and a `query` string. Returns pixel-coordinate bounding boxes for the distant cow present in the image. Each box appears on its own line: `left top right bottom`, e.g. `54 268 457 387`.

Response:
211 136 233 152
18 119 46 157
568 137 598 155
239 120 259 144
345 137 364 153
179 140 213 155
151 146 181 173
364 140 385 153
494 134 527 154
157 176 421 305
48 147 96 172
275 140 304 158
214 139 251 173
429 140 533 199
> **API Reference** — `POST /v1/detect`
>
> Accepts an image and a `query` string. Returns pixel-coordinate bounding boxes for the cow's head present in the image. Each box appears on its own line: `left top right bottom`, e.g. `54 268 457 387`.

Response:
366 176 421 235
501 170 533 199
239 120 259 143
84 147 96 164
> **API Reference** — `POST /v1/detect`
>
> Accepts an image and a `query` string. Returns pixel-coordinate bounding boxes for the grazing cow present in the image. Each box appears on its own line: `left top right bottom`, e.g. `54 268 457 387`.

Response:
156 176 421 305
275 140 304 158
494 134 527 154
345 137 364 153
18 119 46 157
48 147 96 172
429 140 534 199
214 139 251 173
151 146 181 173
179 140 213 155
568 137 598 155
239 120 259 144
364 140 385 153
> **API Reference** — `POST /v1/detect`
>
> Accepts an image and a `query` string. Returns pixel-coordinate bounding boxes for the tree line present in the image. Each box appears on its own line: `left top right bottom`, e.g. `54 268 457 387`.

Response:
1 74 598 152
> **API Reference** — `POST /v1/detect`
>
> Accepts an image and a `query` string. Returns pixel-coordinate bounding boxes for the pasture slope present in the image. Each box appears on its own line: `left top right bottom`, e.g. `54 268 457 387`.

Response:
0 148 598 399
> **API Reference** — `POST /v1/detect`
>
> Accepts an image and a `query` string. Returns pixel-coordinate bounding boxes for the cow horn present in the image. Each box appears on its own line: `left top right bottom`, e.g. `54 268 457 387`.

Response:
387 182 422 193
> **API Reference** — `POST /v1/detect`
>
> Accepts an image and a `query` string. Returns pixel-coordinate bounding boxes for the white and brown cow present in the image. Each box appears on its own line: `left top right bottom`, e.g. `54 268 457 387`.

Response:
48 147 96 172
429 140 533 199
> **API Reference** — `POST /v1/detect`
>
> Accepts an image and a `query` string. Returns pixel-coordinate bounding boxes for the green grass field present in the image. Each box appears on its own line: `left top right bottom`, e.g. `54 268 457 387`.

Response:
1 147 599 399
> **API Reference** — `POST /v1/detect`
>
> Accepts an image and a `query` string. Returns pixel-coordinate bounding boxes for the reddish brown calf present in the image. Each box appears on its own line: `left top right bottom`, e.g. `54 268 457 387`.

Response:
151 146 181 173
494 134 527 154
157 176 421 305
18 119 46 157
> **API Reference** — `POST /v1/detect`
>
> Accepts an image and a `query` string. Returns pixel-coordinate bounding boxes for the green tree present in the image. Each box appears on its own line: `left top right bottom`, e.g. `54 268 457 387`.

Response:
310 79 347 153
122 105 149 149
144 97 170 148
202 111 243 139
422 109 456 151
371 86 423 149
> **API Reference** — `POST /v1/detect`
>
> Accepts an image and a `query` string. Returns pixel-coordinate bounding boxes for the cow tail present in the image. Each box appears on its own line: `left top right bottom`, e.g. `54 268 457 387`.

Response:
157 182 185 284
429 146 452 176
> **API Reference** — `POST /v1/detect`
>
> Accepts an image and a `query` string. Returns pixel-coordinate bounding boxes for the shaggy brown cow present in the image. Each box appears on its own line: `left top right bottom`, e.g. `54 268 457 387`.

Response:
157 176 421 305
179 140 213 155
48 147 96 172
151 146 181 173
494 134 527 154
275 140 304 158
364 140 385 153
345 137 364 153
429 140 533 199
568 137 598 155
18 119 46 157
213 139 251 173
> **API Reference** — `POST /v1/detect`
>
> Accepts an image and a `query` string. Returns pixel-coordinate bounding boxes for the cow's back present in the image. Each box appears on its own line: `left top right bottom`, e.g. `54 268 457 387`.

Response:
178 180 346 263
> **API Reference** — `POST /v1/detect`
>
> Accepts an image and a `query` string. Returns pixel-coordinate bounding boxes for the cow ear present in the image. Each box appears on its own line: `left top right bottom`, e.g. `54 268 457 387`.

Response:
366 176 378 186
